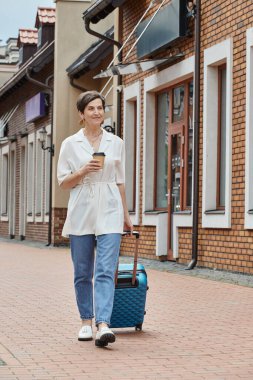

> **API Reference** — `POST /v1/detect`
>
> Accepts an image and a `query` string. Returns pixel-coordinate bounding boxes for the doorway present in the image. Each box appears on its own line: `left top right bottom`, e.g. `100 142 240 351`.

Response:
155 79 193 259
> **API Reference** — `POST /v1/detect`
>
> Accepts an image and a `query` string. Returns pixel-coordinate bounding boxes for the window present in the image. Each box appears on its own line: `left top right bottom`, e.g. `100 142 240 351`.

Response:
19 47 23 65
154 80 193 211
143 55 194 257
155 92 169 209
217 65 227 209
123 82 141 225
186 81 193 207
19 140 27 238
38 27 42 48
44 131 51 220
0 146 9 221
35 135 43 219
27 137 35 220
202 38 232 229
125 101 137 212
1 152 9 217
173 86 184 122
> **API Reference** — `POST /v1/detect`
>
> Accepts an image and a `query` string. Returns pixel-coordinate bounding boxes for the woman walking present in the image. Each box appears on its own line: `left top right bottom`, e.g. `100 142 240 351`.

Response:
57 91 133 347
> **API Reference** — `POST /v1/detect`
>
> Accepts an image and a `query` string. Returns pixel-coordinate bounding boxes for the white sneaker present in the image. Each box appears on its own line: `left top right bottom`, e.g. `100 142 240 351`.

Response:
78 325 93 341
95 326 115 347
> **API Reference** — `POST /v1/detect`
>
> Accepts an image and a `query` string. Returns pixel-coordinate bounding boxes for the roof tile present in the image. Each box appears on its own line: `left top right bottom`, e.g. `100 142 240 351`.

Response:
18 29 38 46
36 7 56 26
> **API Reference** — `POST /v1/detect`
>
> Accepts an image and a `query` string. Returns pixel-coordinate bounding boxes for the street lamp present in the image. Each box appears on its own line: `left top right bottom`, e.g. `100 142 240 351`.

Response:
39 126 54 155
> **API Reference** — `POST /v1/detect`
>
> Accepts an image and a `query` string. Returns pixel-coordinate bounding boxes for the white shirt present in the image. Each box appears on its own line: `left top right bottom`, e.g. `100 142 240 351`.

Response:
57 129 125 237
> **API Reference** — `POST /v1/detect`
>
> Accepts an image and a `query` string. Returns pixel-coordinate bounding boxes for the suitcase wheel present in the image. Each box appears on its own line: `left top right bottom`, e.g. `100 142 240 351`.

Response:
135 324 142 331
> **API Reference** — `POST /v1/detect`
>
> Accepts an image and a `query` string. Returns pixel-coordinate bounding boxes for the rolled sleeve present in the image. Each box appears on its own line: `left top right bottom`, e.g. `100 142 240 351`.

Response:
115 140 125 184
57 140 72 186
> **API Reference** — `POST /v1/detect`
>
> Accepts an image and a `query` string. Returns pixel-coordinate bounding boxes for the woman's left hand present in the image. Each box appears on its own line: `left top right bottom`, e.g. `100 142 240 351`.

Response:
124 214 134 235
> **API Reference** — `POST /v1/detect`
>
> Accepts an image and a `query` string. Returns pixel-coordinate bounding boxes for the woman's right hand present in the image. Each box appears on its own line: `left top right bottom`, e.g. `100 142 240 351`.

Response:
80 159 101 177
60 160 101 190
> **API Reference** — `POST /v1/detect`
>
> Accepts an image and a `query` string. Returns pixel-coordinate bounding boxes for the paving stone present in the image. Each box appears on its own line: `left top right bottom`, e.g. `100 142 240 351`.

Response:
0 240 253 380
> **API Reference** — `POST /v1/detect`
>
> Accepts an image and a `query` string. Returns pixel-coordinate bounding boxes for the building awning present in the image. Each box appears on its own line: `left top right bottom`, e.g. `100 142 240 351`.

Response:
0 41 54 99
67 27 114 79
93 54 184 78
83 0 128 24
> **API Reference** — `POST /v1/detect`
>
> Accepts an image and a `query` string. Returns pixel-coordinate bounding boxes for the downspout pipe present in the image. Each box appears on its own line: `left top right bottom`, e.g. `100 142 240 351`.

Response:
69 76 88 92
26 67 54 247
84 18 122 137
186 0 201 270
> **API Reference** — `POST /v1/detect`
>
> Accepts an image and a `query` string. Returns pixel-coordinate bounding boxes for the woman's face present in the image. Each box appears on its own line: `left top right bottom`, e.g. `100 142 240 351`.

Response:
80 97 105 128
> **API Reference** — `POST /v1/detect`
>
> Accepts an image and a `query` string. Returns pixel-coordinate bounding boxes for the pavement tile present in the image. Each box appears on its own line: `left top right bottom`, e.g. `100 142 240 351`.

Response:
0 241 253 380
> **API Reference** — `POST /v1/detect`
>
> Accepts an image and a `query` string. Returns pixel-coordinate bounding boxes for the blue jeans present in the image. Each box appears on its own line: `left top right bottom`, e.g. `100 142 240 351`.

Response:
69 234 121 326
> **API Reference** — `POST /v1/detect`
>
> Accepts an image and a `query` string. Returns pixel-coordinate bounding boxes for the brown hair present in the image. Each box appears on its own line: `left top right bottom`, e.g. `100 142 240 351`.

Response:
76 91 105 113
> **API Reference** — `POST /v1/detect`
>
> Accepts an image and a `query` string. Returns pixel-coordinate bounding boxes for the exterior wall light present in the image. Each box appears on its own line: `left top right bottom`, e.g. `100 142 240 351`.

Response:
186 0 196 17
39 126 54 155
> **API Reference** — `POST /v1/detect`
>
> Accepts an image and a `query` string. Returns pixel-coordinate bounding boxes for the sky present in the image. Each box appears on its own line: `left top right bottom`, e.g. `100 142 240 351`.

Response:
0 0 55 44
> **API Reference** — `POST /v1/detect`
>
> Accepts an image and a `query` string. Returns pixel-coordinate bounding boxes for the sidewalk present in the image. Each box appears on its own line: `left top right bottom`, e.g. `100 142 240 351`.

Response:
0 240 253 380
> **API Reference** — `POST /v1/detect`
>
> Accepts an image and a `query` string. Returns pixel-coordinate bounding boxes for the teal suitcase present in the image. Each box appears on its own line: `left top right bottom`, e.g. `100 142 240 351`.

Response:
110 232 148 330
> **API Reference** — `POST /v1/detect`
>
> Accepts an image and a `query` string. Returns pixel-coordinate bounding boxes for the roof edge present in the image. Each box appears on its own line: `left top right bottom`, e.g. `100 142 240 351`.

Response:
83 0 128 24
0 41 54 99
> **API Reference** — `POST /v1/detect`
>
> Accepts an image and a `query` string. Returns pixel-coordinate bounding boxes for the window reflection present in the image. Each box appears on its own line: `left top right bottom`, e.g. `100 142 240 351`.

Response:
173 86 184 122
171 134 181 212
156 92 169 209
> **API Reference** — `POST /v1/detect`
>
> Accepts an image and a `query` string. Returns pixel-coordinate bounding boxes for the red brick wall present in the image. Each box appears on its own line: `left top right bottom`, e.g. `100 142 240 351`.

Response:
120 0 194 260
120 0 253 273
52 207 69 246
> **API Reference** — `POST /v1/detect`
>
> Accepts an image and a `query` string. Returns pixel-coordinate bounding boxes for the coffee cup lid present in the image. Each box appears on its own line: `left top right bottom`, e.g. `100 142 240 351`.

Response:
93 152 105 156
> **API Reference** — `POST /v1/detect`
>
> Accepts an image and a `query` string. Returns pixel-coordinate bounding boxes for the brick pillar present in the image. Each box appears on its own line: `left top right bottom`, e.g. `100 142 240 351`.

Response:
51 207 69 246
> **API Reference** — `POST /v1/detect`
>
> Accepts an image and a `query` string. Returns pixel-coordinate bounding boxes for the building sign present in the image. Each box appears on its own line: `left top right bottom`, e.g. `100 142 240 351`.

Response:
136 0 187 59
25 92 47 123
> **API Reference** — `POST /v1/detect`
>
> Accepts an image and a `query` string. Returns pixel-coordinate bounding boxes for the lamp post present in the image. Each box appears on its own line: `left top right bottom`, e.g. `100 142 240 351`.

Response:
39 126 54 155
186 0 196 17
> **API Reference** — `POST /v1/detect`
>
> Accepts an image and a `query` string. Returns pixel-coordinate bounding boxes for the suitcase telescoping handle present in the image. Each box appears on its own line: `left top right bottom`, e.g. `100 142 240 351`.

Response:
115 231 140 286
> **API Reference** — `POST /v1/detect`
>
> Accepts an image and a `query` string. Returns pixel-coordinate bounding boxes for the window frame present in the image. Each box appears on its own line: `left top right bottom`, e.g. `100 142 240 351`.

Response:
123 81 141 226
202 38 233 229
35 132 44 222
154 78 193 212
216 63 227 210
143 55 194 257
19 137 27 238
27 133 35 222
154 89 169 211
44 125 51 222
0 145 9 221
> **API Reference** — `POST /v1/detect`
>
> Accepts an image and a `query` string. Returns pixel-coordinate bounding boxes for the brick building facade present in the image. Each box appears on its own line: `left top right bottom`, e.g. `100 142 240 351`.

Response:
111 0 253 274
1 0 253 275
0 26 54 243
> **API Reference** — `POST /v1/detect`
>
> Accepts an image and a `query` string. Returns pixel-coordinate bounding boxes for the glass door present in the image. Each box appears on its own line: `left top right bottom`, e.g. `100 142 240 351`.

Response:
154 80 193 260
167 82 187 259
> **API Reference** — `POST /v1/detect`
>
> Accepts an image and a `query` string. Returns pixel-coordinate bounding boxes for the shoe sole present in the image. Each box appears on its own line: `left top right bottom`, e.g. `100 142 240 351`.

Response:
95 333 116 347
78 337 93 341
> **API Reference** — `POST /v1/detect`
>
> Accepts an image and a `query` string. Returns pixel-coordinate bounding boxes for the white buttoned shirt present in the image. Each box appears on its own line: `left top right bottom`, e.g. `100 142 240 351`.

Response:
57 129 125 237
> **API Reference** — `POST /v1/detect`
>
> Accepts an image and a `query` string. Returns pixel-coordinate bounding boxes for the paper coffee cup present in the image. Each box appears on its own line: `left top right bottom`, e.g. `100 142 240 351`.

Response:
93 152 105 168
